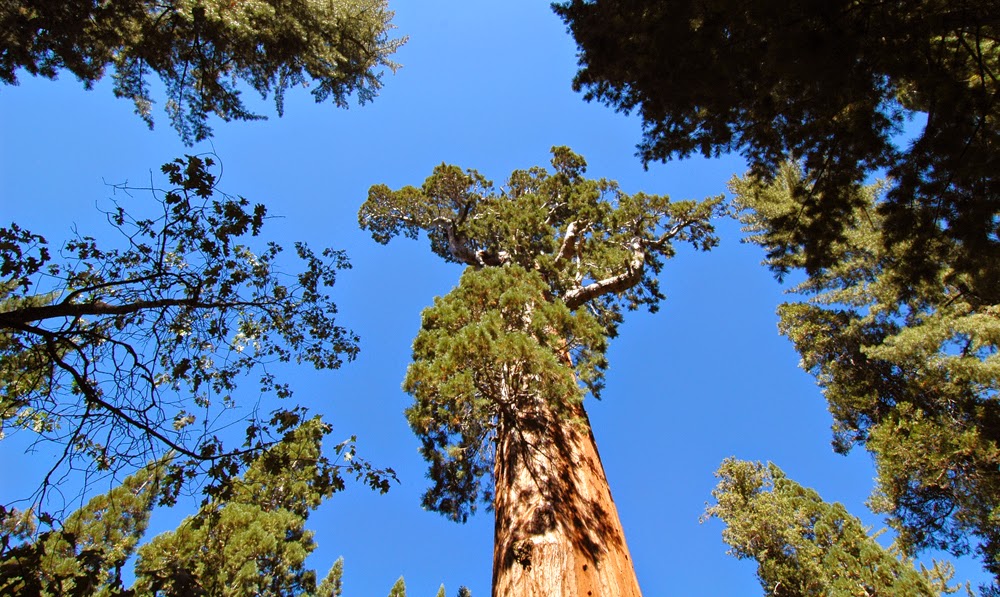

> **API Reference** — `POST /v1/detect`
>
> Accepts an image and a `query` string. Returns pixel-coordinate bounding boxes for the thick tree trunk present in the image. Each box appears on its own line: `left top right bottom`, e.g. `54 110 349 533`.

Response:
492 392 641 596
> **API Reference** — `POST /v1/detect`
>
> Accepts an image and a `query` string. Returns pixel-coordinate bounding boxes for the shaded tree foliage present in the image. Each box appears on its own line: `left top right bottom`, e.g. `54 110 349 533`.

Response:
0 155 362 513
734 164 1000 581
555 0 1000 292
705 458 959 596
0 0 404 143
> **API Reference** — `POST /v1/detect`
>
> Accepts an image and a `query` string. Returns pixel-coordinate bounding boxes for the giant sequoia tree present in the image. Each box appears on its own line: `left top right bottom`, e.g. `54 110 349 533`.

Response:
734 164 1000 583
0 0 404 143
555 0 999 291
359 147 721 595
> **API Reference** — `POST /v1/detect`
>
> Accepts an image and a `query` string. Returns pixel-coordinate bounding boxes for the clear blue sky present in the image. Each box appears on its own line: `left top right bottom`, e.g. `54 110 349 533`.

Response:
0 1 990 594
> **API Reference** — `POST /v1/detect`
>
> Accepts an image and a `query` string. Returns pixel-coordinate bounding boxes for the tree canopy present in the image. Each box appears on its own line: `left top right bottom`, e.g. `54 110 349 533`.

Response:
734 163 1000 583
705 458 959 596
0 155 368 513
359 146 722 522
555 0 999 291
0 0 404 143
0 457 166 596
1 415 380 596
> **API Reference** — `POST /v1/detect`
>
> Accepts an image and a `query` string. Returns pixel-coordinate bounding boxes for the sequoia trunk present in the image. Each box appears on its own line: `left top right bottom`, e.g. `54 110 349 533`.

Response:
492 391 641 596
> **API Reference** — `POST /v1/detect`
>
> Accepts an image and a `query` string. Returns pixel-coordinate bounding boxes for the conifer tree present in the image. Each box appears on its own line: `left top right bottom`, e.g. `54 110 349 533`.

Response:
316 558 345 597
132 415 372 596
706 458 959 596
555 0 999 292
359 147 722 595
0 0 404 143
387 576 406 597
734 163 1000 584
0 457 167 595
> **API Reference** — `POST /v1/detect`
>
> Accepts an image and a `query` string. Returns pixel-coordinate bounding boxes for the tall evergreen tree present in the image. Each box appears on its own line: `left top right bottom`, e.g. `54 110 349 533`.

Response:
132 415 378 596
359 147 721 595
705 458 959 596
0 0 404 143
1 414 389 597
733 163 1000 583
0 457 167 596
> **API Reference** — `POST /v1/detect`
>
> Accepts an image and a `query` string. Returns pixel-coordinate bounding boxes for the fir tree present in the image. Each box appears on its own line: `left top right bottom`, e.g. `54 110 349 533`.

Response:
360 146 721 595
387 576 406 597
734 163 1000 583
0 457 167 596
132 416 369 596
705 458 959 596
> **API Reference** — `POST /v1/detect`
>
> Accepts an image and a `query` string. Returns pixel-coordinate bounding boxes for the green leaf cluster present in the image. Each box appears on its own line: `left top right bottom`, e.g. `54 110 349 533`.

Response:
360 146 722 337
705 458 959 596
734 163 1000 581
0 0 405 143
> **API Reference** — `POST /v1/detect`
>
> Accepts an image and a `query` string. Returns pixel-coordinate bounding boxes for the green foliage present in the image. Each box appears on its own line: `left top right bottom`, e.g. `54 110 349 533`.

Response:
734 164 1000 580
360 147 722 521
360 146 722 337
316 558 344 597
132 417 364 596
387 576 406 597
405 266 606 521
555 0 1000 290
455 587 472 597
0 457 168 596
1 417 388 596
0 155 361 512
705 458 959 596
0 0 405 143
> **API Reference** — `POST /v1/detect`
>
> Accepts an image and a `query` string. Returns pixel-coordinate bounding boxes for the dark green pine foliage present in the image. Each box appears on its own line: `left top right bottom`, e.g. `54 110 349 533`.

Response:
132 416 359 596
456 587 472 597
555 0 1000 294
733 163 1000 583
359 146 722 522
0 457 168 596
0 0 404 143
706 458 959 596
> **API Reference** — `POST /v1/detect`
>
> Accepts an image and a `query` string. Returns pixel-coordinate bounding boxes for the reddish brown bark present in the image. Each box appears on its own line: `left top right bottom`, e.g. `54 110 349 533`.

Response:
492 393 641 596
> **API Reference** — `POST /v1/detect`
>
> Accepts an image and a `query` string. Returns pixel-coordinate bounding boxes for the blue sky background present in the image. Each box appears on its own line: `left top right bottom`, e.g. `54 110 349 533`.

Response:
0 1 991 594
